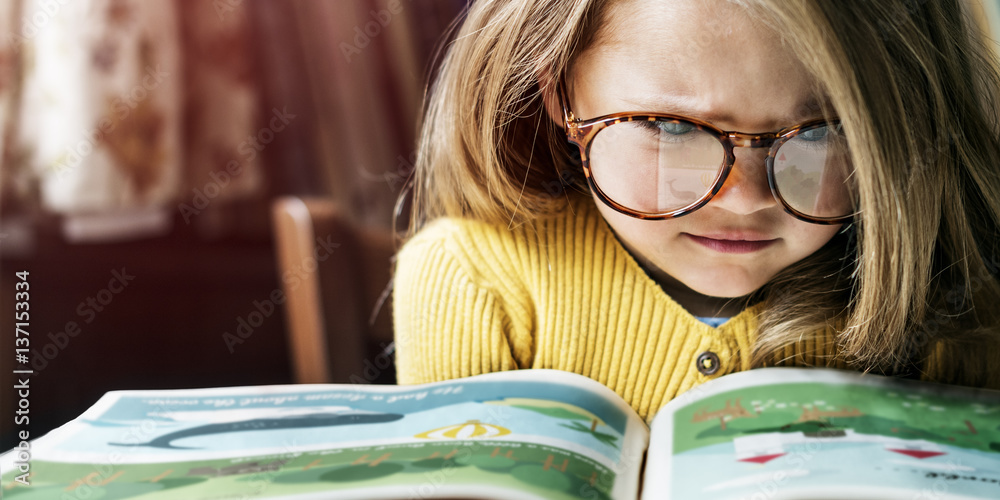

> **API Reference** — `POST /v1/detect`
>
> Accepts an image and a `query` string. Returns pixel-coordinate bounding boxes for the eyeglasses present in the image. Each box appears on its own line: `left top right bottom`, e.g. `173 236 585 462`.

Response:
560 82 856 225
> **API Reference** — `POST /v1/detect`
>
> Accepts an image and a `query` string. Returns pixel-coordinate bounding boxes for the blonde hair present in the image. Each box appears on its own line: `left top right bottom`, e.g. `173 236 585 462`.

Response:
739 0 1000 386
408 0 604 229
407 0 1000 386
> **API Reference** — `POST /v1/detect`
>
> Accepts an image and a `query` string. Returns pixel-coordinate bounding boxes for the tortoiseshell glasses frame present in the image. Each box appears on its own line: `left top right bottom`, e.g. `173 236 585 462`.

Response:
559 78 855 225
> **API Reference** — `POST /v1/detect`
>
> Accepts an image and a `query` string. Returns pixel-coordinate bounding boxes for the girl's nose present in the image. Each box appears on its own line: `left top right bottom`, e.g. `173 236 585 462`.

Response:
707 147 778 215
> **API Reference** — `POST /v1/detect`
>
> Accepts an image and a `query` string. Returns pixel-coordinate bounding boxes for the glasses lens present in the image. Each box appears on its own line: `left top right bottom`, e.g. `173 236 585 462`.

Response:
589 119 725 214
772 123 854 219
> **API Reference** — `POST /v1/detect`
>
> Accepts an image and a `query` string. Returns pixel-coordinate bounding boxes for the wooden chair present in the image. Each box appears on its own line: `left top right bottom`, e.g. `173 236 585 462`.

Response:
271 197 396 384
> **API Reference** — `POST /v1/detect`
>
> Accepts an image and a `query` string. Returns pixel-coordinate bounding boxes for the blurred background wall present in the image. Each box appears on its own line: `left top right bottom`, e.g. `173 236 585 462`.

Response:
0 0 467 450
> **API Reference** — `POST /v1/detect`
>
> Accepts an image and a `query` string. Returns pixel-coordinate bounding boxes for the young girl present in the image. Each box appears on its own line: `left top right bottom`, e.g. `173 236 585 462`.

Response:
392 0 1000 421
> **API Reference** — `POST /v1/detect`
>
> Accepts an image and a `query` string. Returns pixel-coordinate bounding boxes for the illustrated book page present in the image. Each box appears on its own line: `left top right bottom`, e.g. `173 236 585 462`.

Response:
0 369 648 500
642 367 1000 500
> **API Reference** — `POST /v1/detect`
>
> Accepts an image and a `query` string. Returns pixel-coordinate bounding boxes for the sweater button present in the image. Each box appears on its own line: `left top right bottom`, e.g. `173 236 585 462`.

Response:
696 351 720 375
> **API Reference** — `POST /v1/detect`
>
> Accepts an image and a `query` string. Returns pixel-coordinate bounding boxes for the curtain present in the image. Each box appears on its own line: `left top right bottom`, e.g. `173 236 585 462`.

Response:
9 0 185 242
0 0 467 242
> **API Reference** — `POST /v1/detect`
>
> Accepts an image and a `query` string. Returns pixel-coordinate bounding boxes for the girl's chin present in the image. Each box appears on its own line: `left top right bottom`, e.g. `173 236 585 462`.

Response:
683 279 765 301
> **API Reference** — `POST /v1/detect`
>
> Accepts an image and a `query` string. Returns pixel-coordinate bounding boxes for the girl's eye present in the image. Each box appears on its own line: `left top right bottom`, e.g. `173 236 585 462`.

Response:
798 125 830 142
656 121 695 136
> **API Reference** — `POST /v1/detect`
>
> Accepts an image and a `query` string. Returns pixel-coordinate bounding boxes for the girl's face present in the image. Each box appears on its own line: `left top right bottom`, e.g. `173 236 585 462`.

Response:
566 0 842 316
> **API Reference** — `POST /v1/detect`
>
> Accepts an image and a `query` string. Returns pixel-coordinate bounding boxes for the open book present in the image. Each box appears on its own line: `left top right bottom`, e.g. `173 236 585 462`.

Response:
2 367 999 499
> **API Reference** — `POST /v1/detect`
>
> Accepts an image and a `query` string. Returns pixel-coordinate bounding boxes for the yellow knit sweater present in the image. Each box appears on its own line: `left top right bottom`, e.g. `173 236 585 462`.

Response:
392 199 864 422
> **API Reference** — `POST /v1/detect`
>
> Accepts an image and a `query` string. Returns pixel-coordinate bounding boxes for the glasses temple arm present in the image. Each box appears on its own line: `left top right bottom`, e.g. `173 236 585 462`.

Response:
558 76 575 125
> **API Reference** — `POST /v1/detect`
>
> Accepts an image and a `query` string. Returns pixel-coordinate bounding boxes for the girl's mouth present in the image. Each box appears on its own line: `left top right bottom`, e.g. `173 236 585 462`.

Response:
685 234 778 254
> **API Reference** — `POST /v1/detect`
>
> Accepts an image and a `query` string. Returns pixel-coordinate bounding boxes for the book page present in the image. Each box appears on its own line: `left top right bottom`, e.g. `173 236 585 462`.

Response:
642 367 1000 500
1 369 648 500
